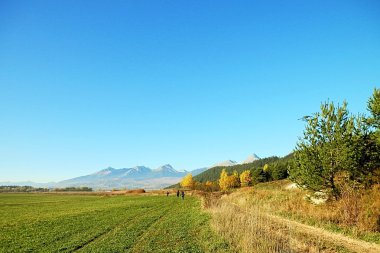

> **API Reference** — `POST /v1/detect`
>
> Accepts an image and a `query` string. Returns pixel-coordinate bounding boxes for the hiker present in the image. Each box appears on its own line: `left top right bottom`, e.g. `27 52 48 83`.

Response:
176 190 180 197
181 191 185 200
166 191 169 197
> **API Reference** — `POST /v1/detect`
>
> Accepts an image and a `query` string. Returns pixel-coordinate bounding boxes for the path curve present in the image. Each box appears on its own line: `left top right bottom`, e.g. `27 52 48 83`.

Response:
230 202 380 253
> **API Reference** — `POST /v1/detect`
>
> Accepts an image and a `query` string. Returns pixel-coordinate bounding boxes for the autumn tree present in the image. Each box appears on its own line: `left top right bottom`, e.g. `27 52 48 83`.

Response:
205 181 213 192
240 170 252 187
219 169 229 191
263 164 269 172
219 169 240 191
231 170 240 188
262 163 273 181
205 181 213 188
180 174 195 189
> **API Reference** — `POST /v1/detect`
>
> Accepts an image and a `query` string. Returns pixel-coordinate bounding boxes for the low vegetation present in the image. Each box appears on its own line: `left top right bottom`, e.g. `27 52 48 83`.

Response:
0 193 231 252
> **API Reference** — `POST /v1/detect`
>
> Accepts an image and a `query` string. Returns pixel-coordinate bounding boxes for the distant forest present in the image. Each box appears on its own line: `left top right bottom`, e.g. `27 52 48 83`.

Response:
194 154 293 183
168 154 293 189
0 186 93 192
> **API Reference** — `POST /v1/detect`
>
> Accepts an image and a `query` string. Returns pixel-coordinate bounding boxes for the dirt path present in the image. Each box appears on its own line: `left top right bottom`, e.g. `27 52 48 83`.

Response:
267 213 380 253
231 202 380 253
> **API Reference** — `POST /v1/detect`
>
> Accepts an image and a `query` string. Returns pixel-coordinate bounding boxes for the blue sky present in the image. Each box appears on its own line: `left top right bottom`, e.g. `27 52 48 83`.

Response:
0 1 379 182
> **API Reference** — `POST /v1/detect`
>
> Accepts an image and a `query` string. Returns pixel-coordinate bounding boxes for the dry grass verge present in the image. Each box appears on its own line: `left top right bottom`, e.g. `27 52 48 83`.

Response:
201 180 380 253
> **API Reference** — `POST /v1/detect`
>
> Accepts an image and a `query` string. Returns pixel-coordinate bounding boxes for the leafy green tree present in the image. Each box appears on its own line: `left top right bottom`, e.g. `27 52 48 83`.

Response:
350 117 380 186
252 167 267 183
367 88 380 142
290 101 356 199
270 162 289 180
355 88 380 185
291 94 380 198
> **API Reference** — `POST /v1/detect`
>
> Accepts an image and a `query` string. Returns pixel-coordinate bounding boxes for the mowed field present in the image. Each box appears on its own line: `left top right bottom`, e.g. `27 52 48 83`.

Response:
0 193 231 253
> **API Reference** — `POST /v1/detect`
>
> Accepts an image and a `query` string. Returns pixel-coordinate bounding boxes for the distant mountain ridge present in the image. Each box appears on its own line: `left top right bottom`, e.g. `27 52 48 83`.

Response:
0 164 202 190
1 153 261 190
55 164 191 189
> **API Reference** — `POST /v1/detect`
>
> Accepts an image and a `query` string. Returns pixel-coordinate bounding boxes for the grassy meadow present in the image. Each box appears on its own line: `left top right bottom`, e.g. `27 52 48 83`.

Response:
1 183 379 253
0 193 231 253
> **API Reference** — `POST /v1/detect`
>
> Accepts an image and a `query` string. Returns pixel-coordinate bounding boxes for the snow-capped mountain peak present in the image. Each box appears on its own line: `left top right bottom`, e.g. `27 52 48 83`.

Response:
132 166 151 172
95 167 115 175
153 164 177 173
211 160 238 168
241 153 260 164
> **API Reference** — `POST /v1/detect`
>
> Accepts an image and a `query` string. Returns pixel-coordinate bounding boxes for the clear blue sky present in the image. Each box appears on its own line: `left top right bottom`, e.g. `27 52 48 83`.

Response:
0 1 379 182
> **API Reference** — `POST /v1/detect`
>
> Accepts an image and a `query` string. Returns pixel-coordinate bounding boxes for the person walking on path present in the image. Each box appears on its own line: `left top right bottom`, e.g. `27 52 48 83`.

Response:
176 190 180 198
181 191 185 200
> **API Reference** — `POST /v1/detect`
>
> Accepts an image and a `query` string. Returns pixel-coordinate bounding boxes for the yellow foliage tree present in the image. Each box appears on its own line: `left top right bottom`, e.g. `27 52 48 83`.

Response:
240 170 252 187
180 174 195 189
219 169 240 191
219 169 229 191
263 164 269 172
231 170 240 188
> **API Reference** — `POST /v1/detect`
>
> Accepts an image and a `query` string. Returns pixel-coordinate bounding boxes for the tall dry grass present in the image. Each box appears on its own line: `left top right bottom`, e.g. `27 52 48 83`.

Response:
202 180 380 252
338 184 380 232
238 180 380 234
205 191 340 253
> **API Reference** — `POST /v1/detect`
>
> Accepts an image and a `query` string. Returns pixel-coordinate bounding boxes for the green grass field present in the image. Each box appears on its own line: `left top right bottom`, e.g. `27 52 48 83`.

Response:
0 193 231 253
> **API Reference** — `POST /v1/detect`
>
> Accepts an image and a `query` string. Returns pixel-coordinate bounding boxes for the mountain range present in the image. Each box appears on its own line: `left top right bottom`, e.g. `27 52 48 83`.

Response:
0 154 260 190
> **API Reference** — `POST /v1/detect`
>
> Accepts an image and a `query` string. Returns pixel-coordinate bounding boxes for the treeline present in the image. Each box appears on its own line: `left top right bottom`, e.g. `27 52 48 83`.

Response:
0 186 93 192
173 154 293 191
52 187 93 192
0 186 49 192
193 154 293 183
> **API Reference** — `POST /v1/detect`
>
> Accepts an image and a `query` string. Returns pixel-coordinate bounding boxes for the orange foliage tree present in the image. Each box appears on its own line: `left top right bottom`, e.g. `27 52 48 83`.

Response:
240 170 252 187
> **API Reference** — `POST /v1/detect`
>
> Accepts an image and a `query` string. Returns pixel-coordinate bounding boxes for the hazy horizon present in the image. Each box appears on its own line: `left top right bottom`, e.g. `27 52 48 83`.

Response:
1 1 379 182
